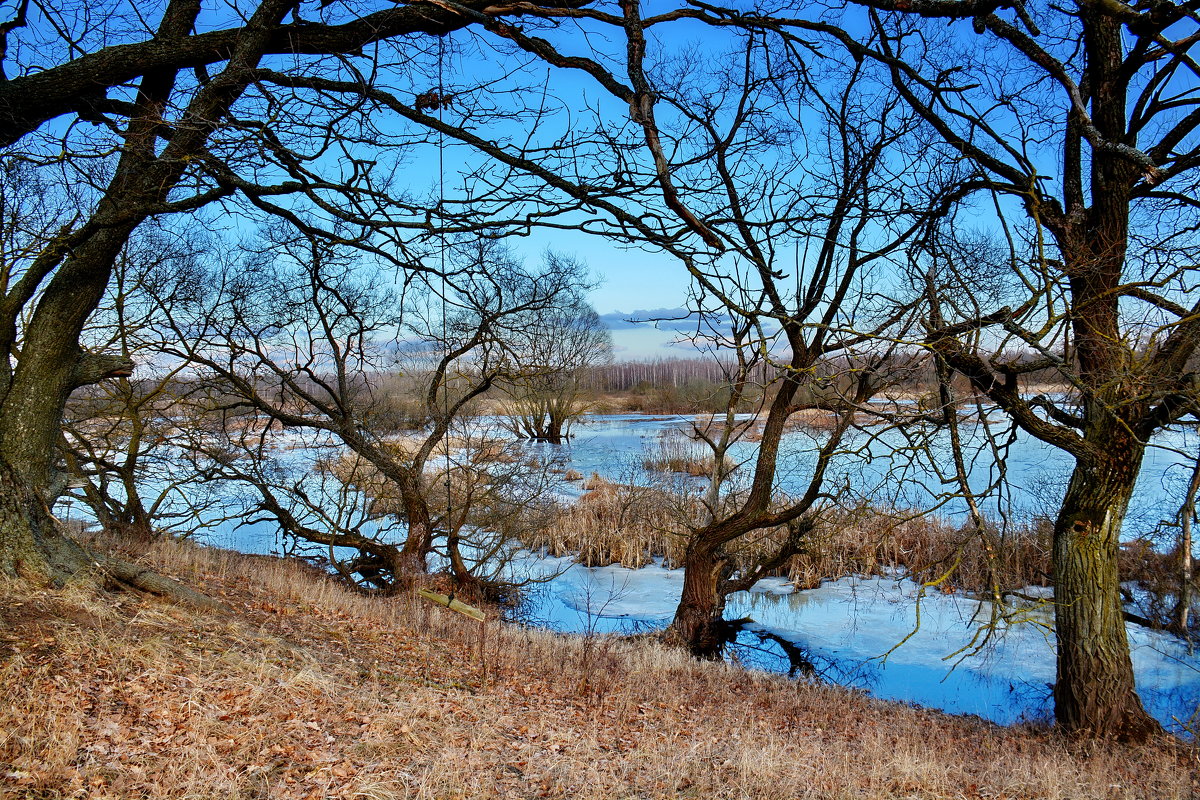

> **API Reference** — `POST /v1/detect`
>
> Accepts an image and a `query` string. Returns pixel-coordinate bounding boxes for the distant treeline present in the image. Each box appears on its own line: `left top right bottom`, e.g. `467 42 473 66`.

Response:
582 358 776 392
583 352 1075 395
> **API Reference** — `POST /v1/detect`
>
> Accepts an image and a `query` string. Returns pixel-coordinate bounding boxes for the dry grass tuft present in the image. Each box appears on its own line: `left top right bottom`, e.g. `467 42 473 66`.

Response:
641 433 734 478
1 534 1193 799
523 481 686 568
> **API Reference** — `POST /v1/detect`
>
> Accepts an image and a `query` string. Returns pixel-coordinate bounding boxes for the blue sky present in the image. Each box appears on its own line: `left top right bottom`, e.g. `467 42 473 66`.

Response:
505 226 698 359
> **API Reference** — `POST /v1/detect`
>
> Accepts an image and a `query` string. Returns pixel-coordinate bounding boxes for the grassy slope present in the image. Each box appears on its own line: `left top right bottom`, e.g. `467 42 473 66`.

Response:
1 536 1195 800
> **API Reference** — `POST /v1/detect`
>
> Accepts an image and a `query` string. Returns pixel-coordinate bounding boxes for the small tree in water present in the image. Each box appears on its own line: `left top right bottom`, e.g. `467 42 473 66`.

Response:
501 283 612 445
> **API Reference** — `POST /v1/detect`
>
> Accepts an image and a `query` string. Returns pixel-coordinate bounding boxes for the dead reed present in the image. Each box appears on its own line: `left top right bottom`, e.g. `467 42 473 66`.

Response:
522 478 686 568
788 509 1055 594
518 480 1057 597
641 433 734 478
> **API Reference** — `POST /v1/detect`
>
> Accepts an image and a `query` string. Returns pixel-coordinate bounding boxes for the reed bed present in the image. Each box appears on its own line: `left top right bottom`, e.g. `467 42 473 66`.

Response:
640 433 734 478
518 478 1057 596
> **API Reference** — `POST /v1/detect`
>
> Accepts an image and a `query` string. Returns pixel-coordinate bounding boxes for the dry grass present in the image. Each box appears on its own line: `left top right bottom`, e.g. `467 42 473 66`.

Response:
2 535 1194 800
524 479 686 568
785 509 1055 594
641 434 734 478
315 432 1153 603
520 480 1056 596
525 479 831 574
323 434 519 476
740 409 845 441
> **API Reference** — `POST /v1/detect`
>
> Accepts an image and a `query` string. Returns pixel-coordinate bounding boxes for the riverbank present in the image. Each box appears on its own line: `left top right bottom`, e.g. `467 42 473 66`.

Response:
2 534 1194 799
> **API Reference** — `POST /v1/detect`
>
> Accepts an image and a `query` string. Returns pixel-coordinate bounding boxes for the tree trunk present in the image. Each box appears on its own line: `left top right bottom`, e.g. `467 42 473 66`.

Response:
398 477 434 576
667 541 731 658
1169 458 1199 638
0 456 220 608
119 496 156 542
444 526 488 598
1052 452 1160 740
0 456 82 581
0 0 285 601
544 415 565 445
0 226 133 491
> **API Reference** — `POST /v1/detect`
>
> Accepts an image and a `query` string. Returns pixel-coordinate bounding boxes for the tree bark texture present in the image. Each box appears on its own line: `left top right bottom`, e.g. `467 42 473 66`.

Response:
398 477 435 576
667 541 731 658
1169 459 1199 637
0 456 221 607
1052 447 1159 740
1041 19 1162 733
0 455 78 580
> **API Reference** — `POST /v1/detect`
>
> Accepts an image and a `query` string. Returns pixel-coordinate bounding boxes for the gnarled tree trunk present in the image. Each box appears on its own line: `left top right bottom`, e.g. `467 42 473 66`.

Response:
1052 445 1159 740
397 476 435 576
0 456 220 608
667 540 732 658
0 456 88 581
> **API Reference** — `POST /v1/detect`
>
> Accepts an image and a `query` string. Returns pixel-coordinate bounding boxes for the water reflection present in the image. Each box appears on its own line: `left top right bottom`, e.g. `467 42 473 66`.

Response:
506 553 1200 733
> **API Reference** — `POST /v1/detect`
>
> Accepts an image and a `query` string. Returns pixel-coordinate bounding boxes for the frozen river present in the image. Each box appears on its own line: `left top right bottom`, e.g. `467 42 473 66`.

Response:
512 552 1200 732
183 414 1200 733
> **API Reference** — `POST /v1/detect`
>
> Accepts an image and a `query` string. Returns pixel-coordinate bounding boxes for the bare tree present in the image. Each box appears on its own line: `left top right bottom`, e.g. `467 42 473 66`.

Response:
156 226 593 590
501 281 612 444
832 0 1200 739
578 0 1200 740
0 0 595 594
568 32 956 656
384 15 960 655
60 228 218 540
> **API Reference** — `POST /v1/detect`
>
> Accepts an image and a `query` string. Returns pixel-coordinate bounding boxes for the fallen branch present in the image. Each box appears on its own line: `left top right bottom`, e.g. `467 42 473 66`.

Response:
417 587 486 621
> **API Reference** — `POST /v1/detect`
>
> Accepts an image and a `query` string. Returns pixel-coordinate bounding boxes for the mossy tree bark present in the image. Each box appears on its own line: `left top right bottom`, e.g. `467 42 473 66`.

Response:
0 456 222 607
0 0 291 594
0 456 87 581
888 0 1200 738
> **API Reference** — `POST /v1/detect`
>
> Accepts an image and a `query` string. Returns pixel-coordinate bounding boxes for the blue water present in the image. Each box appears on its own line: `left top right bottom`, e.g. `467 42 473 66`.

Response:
509 554 1200 733
535 414 1195 535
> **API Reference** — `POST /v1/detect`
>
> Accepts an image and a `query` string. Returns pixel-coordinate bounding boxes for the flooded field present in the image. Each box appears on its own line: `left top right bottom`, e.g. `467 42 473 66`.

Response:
150 414 1200 732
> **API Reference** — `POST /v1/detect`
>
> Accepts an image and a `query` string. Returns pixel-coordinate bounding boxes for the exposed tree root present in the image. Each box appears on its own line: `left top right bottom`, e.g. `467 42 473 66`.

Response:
35 531 227 611
99 554 228 611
